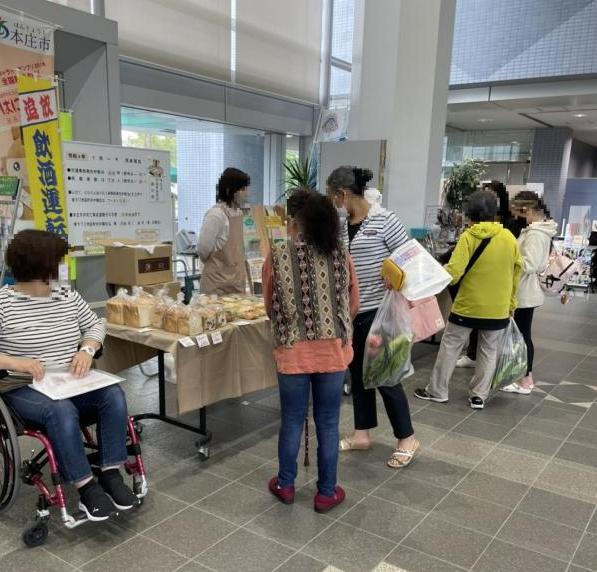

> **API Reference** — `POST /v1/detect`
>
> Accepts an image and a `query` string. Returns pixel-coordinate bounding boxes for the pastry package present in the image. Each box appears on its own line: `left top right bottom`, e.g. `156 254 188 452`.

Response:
197 306 217 331
189 294 219 331
211 302 227 328
164 293 185 333
123 287 156 328
106 288 128 325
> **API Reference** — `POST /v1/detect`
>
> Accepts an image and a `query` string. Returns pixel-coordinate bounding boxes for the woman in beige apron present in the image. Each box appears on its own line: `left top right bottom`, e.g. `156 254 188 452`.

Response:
198 168 250 295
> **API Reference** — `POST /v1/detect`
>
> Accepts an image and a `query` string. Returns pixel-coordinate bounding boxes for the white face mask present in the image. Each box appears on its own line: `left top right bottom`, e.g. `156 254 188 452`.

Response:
336 206 349 220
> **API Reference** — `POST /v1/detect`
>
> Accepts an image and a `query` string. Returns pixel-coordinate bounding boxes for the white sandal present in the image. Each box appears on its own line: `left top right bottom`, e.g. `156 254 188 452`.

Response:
387 440 420 469
500 383 533 395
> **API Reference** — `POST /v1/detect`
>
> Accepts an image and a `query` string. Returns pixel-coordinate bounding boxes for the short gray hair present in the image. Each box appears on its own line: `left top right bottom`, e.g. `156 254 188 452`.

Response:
465 190 497 222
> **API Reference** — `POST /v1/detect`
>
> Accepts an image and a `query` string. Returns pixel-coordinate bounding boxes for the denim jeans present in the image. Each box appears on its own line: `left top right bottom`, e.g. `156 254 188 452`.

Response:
4 385 129 483
277 371 344 497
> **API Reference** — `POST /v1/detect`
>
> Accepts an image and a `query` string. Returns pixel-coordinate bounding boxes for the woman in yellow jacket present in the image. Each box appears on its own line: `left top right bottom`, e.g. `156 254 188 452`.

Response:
415 191 522 410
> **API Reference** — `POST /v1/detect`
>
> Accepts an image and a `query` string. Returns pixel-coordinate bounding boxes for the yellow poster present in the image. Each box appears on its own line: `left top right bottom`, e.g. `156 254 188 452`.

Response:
0 11 55 232
17 75 67 239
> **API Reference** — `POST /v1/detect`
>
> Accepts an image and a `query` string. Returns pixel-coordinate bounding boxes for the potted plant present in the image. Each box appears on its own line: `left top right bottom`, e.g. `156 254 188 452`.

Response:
442 159 485 211
279 156 317 201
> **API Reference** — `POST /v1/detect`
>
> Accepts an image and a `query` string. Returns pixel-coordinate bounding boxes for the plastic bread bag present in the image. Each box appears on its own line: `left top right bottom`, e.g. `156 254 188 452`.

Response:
363 291 414 389
152 288 174 329
123 286 156 328
382 239 452 301
164 293 185 333
491 319 528 390
106 288 129 325
177 304 204 336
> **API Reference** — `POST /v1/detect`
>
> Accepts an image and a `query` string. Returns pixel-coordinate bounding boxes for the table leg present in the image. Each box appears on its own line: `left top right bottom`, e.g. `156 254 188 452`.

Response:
132 350 213 459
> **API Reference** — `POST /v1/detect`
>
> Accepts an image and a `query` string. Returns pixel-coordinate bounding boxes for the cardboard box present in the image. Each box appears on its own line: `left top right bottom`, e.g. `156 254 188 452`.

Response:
105 244 173 286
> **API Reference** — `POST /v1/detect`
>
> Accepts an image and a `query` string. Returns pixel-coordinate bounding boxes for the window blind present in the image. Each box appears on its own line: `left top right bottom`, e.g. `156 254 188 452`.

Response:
235 0 323 102
105 0 231 82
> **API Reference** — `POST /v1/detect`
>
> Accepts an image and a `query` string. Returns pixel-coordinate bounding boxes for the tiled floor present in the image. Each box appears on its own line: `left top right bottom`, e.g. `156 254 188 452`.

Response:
2 296 597 571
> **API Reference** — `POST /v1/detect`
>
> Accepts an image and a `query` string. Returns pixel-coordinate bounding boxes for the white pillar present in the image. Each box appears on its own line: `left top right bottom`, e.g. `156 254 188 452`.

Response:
350 0 456 231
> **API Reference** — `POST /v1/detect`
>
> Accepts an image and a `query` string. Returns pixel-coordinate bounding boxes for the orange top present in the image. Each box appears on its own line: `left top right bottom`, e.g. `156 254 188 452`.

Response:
262 254 360 374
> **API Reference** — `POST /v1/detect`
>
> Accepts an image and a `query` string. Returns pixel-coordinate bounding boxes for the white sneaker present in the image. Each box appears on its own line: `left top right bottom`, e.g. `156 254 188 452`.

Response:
500 383 532 395
456 356 476 368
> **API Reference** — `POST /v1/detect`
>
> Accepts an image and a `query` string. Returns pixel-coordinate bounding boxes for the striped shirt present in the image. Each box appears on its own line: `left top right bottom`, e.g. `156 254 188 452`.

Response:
341 204 409 313
0 286 106 368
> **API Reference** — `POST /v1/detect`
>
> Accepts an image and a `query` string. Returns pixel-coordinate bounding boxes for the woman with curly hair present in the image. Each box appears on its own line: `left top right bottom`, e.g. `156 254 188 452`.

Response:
263 190 359 513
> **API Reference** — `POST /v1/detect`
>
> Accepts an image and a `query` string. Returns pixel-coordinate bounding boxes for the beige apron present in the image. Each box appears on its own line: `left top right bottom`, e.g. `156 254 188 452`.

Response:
200 207 246 295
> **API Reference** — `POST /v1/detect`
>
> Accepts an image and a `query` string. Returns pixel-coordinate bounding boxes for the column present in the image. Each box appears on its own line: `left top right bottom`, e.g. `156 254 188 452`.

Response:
528 127 572 225
349 0 456 230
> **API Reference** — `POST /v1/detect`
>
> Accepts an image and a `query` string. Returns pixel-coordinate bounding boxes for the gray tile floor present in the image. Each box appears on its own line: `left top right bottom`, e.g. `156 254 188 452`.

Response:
2 296 597 571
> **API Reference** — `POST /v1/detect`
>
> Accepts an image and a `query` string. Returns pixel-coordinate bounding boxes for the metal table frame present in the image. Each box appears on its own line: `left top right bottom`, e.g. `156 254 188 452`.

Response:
133 350 212 459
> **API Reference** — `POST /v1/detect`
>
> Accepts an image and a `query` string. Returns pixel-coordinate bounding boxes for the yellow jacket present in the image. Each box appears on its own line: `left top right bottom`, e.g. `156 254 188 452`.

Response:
446 222 523 321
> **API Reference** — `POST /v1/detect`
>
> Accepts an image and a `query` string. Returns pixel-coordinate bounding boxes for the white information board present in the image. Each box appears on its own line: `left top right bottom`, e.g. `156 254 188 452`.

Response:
62 142 173 250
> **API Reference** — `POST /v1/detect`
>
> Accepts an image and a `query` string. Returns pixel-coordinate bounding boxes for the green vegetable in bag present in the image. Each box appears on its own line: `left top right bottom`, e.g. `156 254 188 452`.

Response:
362 291 414 389
492 320 527 389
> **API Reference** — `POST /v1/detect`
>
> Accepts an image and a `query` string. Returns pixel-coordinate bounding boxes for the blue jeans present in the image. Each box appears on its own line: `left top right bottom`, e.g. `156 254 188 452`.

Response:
4 385 129 484
277 371 344 497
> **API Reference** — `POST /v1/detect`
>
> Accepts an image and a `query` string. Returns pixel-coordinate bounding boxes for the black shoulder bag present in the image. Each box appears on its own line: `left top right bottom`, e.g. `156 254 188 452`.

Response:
448 238 492 300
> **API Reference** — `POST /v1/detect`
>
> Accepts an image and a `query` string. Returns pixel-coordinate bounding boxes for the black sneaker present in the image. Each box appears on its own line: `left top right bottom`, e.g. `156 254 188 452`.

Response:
98 469 140 511
78 481 117 521
469 396 484 410
414 388 448 403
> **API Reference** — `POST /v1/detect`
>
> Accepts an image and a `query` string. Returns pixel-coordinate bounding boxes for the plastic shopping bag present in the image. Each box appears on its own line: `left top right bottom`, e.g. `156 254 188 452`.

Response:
491 319 528 390
382 239 452 301
363 291 414 389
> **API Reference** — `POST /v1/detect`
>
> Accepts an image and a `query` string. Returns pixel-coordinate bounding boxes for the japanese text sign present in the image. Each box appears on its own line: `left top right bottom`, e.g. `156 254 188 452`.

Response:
18 75 67 240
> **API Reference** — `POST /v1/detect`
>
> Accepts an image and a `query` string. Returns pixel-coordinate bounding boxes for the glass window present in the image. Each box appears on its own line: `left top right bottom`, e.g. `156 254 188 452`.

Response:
331 0 355 64
121 107 265 234
329 65 351 109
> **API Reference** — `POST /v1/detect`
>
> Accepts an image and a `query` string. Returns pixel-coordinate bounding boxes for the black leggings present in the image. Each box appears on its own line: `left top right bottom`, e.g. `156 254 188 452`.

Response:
349 310 414 440
514 307 535 375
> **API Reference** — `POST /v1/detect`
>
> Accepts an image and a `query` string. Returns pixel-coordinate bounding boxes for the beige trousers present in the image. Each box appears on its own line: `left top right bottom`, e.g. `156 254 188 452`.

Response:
426 322 502 401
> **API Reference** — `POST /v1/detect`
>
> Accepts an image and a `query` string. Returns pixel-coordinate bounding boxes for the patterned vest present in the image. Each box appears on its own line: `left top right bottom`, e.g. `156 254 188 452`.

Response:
271 240 353 348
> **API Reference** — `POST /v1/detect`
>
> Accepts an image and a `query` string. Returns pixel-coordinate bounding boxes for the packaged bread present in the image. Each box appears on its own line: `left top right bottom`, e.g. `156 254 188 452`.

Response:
106 289 128 325
123 287 156 328
177 306 204 336
164 293 185 333
197 307 217 331
211 303 227 328
152 292 174 329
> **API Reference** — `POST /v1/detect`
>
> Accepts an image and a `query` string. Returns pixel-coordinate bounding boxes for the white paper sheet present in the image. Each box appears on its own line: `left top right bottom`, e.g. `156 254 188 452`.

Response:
31 369 125 400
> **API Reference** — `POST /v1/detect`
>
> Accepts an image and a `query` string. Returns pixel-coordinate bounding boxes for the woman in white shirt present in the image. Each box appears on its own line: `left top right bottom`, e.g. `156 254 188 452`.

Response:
197 168 250 295
502 192 557 395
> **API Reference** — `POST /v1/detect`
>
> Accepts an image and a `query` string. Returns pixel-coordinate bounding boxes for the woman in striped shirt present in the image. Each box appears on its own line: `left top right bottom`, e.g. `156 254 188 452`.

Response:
327 167 419 469
0 230 138 521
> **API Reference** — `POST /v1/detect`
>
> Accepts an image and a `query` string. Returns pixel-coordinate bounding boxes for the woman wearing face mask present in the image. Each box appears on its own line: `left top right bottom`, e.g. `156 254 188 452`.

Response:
198 167 250 295
501 191 557 395
327 166 419 469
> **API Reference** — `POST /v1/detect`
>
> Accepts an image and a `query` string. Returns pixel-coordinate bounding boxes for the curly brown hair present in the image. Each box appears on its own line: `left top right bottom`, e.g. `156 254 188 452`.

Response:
6 230 68 282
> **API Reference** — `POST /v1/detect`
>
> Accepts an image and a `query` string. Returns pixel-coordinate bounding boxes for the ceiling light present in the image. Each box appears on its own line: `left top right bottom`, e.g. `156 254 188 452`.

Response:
573 113 587 118
478 118 494 123
511 141 519 145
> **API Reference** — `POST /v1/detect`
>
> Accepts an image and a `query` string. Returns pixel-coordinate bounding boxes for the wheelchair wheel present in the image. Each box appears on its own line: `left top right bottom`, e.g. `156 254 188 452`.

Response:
22 521 48 548
0 398 21 514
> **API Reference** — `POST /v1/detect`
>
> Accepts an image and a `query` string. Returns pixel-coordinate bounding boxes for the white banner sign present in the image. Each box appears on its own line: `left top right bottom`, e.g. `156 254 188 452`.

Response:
62 142 173 250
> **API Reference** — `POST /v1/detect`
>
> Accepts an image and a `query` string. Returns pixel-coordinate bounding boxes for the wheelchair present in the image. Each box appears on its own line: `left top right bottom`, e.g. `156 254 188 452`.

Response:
0 390 148 547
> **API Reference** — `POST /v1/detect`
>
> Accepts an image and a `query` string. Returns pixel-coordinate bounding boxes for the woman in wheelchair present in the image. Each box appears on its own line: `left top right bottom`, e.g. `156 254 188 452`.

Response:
0 230 139 521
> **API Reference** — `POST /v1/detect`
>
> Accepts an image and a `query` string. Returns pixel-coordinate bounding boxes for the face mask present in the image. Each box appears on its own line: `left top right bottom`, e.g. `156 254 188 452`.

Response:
336 206 349 220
